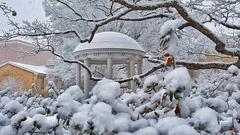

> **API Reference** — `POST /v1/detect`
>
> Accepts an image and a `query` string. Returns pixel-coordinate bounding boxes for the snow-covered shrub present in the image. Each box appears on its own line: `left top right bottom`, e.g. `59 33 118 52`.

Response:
185 96 205 113
57 92 81 119
133 126 158 135
0 125 15 135
70 104 92 130
48 81 59 99
163 67 191 99
191 107 220 134
0 65 240 134
168 125 199 135
90 102 114 133
206 97 228 113
28 107 46 116
130 118 149 132
111 113 131 132
4 100 23 114
63 85 84 101
143 75 160 92
92 78 122 102
155 116 188 134
0 113 10 126
32 114 58 133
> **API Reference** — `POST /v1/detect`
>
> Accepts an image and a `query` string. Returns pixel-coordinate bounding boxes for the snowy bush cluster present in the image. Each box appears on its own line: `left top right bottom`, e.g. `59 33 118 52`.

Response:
0 66 239 134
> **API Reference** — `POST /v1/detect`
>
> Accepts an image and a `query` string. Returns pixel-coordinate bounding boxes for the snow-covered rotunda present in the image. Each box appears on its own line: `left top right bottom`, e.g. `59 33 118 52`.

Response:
73 32 145 97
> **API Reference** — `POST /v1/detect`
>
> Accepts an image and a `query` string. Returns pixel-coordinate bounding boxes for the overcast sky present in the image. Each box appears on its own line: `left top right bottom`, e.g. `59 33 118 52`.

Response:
0 0 47 32
0 0 236 36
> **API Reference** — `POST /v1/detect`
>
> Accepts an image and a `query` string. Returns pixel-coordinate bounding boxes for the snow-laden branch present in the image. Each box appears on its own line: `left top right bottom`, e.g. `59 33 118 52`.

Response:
87 8 133 42
117 63 166 83
1 0 239 80
1 8 133 44
55 0 106 23
117 57 238 83
176 61 235 70
118 13 171 21
0 2 16 17
112 0 240 58
173 4 240 57
144 56 238 70
30 40 102 82
208 15 240 30
111 0 176 10
2 30 85 42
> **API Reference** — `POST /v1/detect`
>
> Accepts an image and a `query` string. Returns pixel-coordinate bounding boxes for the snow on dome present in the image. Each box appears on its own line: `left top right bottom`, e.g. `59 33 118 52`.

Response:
73 32 145 53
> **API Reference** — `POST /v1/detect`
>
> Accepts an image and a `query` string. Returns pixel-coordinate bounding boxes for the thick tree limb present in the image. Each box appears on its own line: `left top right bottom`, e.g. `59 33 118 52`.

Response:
173 4 240 57
112 0 240 58
117 58 238 83
119 13 171 21
176 61 235 70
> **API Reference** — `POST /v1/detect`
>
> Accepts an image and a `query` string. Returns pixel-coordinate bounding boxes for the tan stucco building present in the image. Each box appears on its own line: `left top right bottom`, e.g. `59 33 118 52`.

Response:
0 61 48 96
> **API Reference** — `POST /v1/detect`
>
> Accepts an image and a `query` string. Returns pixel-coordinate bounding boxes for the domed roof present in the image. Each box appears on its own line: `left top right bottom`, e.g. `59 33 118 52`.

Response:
73 32 145 53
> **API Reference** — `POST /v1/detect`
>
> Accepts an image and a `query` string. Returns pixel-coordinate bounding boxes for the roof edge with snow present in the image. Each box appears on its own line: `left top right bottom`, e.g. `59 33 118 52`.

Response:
0 61 47 75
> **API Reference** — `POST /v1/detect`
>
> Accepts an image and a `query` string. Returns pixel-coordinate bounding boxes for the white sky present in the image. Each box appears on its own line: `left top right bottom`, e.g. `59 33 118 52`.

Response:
0 0 237 36
0 0 47 32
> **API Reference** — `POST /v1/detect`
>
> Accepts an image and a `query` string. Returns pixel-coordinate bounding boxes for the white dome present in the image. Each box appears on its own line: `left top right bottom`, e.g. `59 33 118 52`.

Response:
73 32 145 53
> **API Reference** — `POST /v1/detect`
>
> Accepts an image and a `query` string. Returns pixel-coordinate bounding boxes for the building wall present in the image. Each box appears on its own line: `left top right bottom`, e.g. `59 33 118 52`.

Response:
0 64 48 96
189 56 238 79
205 55 238 63
0 40 56 65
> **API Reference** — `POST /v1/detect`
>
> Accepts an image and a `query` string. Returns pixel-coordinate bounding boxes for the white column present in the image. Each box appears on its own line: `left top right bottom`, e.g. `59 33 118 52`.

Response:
76 63 81 87
107 57 113 79
129 59 136 90
137 58 143 75
84 59 90 98
127 62 131 89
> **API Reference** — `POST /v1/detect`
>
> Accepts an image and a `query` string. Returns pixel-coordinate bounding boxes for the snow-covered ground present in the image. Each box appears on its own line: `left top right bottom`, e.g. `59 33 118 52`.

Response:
0 66 239 134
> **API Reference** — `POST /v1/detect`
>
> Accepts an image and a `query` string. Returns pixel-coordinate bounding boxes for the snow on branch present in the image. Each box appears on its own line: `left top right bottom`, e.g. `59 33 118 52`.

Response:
118 56 238 83
118 13 172 21
208 14 240 30
0 2 16 17
144 56 237 70
33 42 102 82
112 0 240 58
